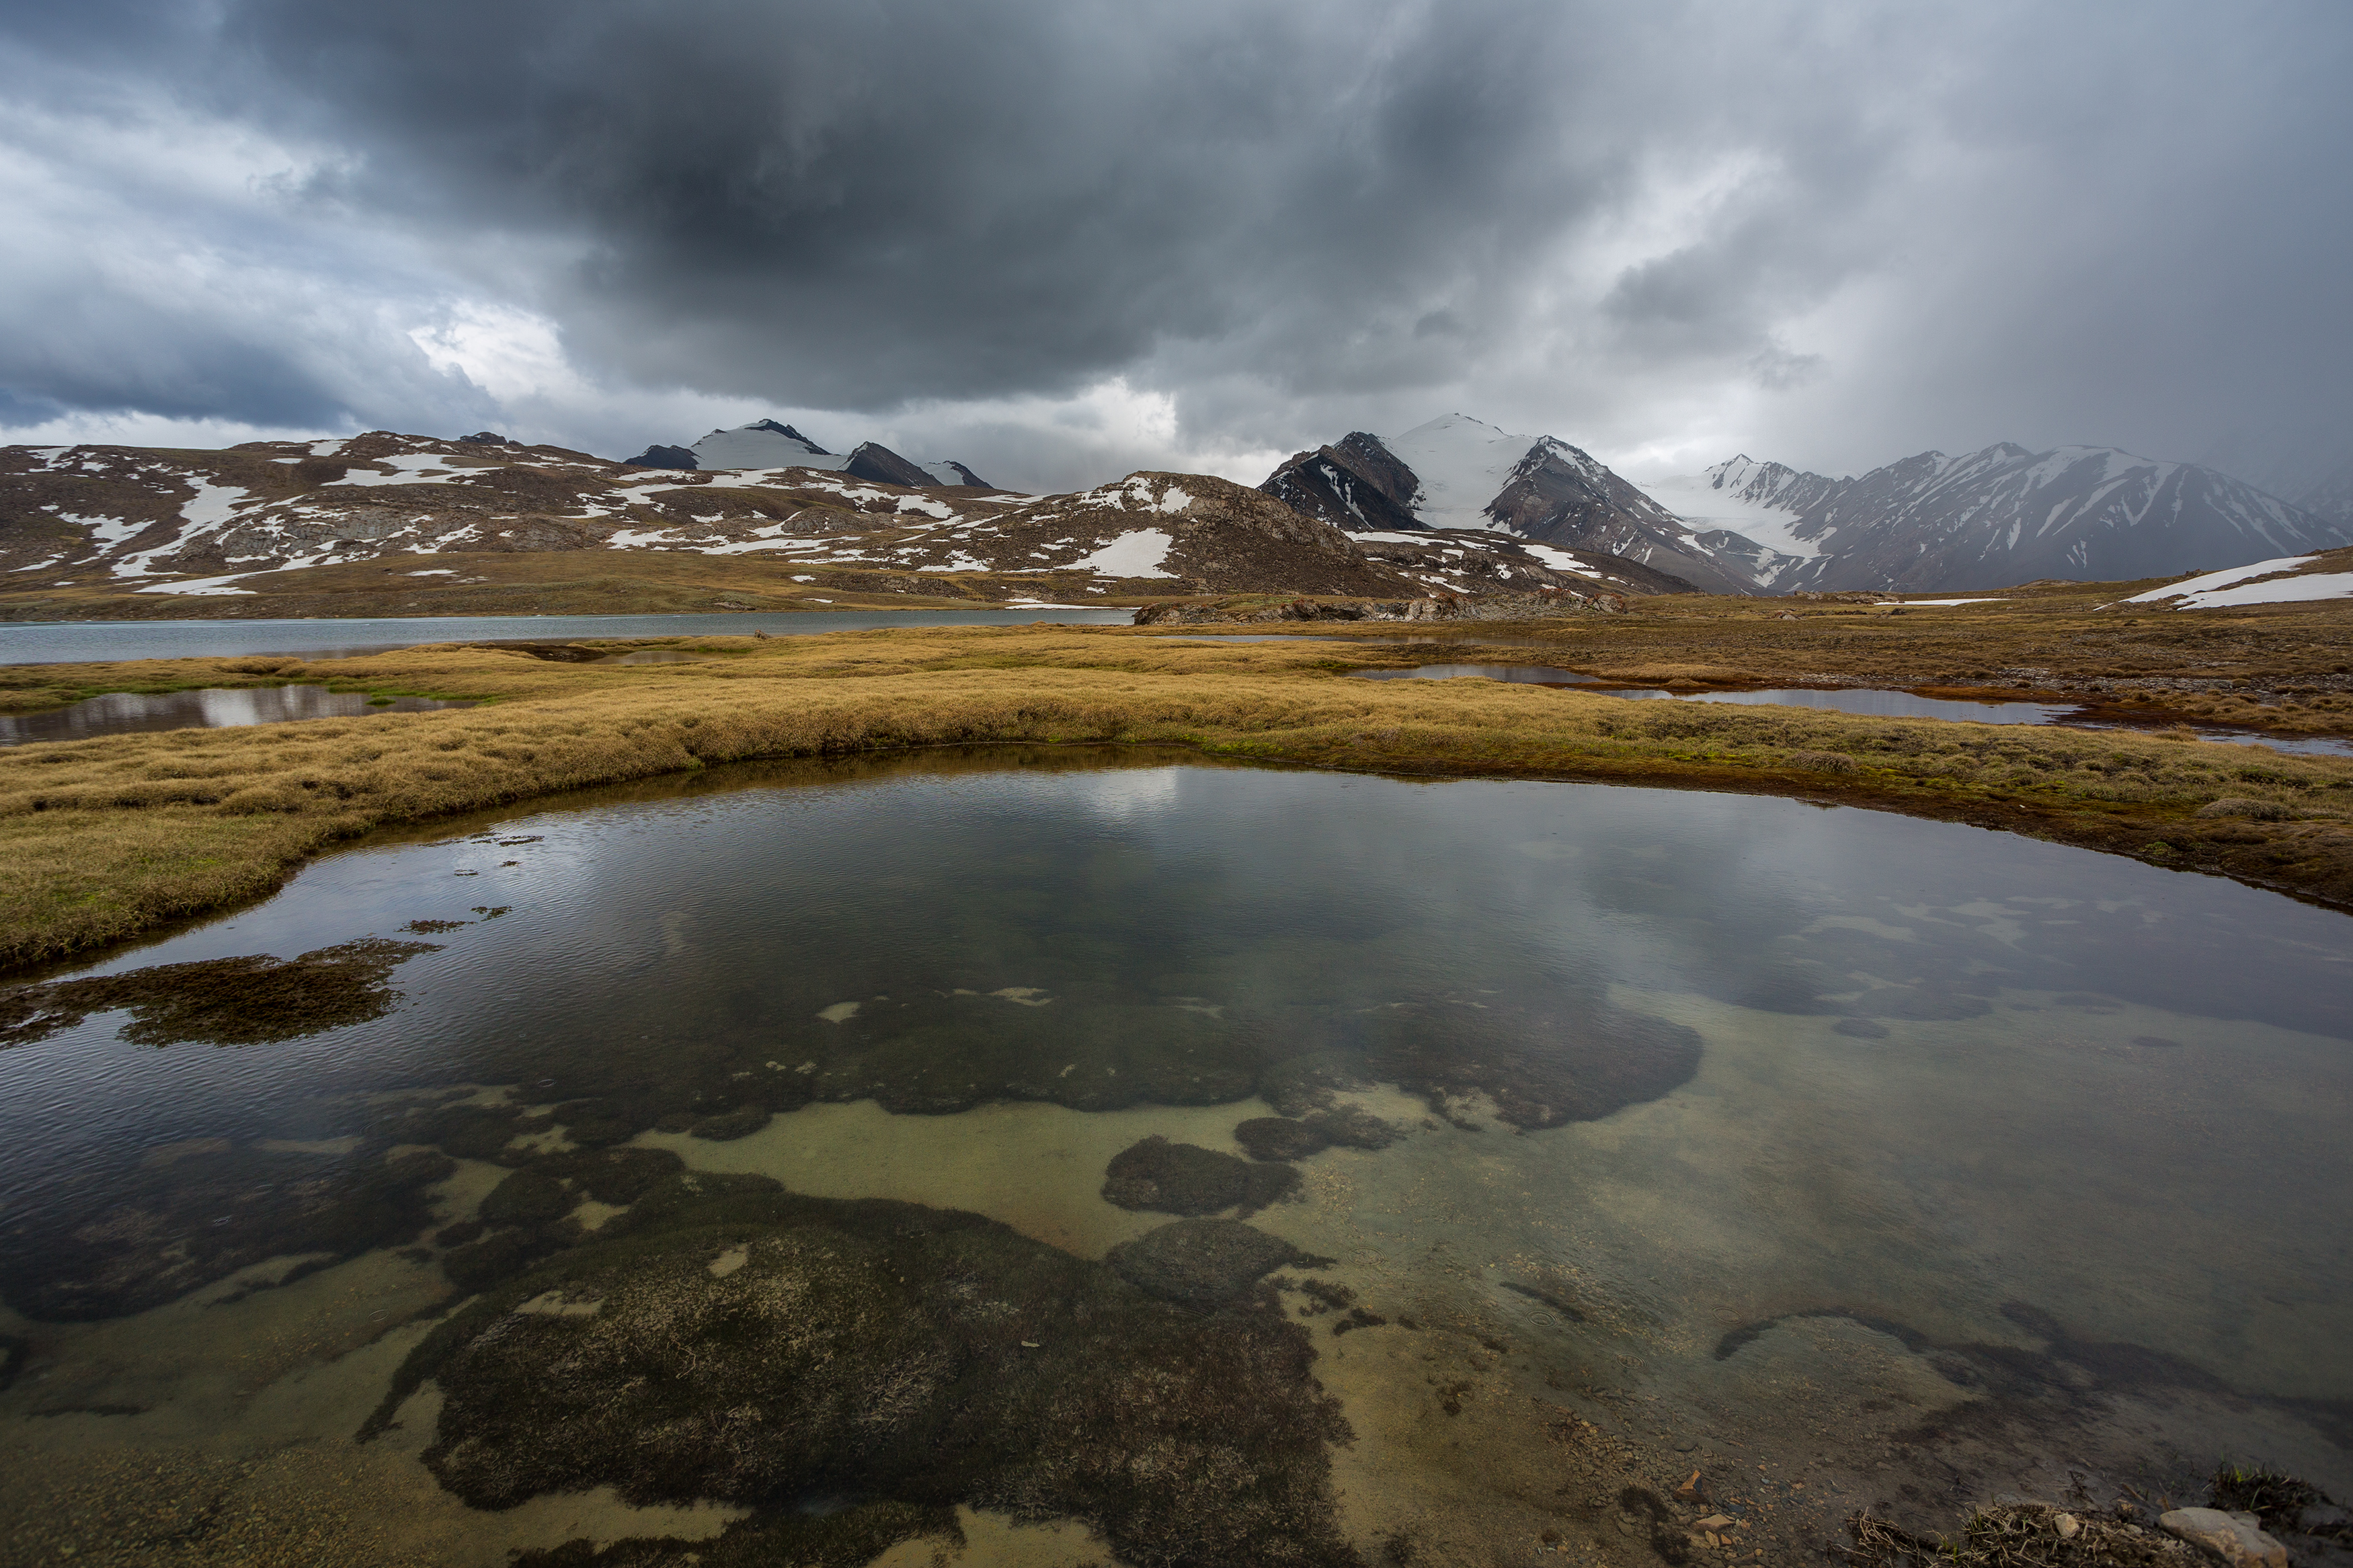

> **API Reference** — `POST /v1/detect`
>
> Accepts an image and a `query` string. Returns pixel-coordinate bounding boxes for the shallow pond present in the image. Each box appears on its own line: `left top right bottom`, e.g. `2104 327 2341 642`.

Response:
1 752 2348 1565
0 684 473 746
1352 663 2353 754
0 608 1131 666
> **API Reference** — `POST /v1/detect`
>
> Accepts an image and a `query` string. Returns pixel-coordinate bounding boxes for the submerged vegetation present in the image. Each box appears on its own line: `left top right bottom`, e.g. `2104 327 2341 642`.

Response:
0 614 2348 968
366 1172 1359 1568
0 935 436 1045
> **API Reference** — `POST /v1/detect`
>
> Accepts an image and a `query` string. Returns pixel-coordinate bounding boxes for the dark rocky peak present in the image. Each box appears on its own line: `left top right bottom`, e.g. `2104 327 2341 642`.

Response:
842 442 936 489
748 419 832 454
1328 432 1419 510
928 460 993 489
457 431 516 446
1488 437 1686 536
1259 440 1425 534
625 444 699 470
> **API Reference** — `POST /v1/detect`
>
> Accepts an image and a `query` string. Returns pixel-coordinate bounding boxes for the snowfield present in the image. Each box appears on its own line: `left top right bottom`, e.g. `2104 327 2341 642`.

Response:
1380 414 1533 531
1637 468 1823 560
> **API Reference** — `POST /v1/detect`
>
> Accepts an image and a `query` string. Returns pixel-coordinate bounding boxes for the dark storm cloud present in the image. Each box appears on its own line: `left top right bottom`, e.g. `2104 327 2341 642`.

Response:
0 0 2346 486
192 0 1628 410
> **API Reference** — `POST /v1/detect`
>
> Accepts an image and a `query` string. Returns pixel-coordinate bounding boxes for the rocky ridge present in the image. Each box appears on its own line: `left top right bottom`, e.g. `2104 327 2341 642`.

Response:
632 419 995 490
1261 416 1756 595
0 432 1657 606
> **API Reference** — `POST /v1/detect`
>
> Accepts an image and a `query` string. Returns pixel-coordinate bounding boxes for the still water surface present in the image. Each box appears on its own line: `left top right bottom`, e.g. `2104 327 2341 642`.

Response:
1 754 2347 1563
1353 663 2353 753
0 608 1129 666
0 684 473 746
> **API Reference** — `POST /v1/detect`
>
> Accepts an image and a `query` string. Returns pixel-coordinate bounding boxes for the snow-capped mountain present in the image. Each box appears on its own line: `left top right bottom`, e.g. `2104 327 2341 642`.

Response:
1642 444 2351 593
629 419 992 489
2293 457 2353 530
1261 415 1754 595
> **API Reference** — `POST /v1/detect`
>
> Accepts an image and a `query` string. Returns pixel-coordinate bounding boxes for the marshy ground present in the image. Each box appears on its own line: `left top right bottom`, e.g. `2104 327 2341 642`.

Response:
2 581 2349 969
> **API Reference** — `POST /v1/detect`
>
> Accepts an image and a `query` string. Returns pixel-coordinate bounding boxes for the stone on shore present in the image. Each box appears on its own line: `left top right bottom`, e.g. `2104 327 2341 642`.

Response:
2159 1508 2289 1568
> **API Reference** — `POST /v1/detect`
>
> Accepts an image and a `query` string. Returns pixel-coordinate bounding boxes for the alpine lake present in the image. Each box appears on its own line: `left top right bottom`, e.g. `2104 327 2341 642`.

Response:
1 747 2347 1567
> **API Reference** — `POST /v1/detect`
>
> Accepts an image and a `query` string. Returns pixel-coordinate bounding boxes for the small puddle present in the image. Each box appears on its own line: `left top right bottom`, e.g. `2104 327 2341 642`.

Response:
1612 684 2073 723
1351 665 2067 720
2067 720 2353 757
1347 665 2353 753
1355 663 1603 687
1156 633 1562 648
0 684 473 745
592 649 704 665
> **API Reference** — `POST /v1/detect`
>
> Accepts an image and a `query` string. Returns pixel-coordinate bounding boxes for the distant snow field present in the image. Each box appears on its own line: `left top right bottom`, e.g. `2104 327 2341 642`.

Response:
1636 470 1822 561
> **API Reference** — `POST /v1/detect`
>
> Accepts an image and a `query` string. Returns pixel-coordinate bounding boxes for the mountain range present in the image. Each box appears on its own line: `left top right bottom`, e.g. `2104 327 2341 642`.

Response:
1259 415 2352 595
629 420 992 490
0 429 1667 608
1263 415 1755 594
6 412 2348 612
1651 444 2345 592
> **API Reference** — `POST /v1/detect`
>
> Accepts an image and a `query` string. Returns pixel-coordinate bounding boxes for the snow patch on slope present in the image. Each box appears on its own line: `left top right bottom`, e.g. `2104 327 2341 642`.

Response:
135 573 257 596
2175 572 2353 608
1067 530 1176 578
2116 554 2353 608
323 454 472 487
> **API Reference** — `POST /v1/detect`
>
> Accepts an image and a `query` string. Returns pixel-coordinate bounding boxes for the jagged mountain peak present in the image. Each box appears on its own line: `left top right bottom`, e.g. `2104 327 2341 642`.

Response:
1261 417 1755 595
742 419 830 453
627 419 991 489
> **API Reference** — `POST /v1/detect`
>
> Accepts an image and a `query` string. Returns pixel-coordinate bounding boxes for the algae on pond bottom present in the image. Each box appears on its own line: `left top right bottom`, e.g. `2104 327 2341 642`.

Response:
370 1171 1357 1568
0 937 439 1048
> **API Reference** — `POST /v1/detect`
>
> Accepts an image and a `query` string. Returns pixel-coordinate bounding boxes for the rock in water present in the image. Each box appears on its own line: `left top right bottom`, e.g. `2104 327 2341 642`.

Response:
478 1169 573 1227
1234 1118 1330 1162
1101 1135 1299 1215
2159 1508 2290 1567
1106 1218 1328 1307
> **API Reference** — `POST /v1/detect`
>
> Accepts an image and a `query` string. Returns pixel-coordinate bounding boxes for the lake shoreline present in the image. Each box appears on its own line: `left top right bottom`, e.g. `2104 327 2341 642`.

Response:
2 622 2348 972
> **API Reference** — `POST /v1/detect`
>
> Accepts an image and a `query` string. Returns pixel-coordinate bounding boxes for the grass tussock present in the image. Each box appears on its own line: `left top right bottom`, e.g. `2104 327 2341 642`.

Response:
1843 1505 2189 1567
2 624 2348 968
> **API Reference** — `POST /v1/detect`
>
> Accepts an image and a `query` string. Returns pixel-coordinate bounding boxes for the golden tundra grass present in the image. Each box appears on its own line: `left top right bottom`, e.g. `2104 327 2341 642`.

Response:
3 624 2350 968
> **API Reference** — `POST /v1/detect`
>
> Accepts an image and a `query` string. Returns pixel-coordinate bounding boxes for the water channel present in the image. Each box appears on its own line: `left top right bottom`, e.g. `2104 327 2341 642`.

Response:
0 608 1131 667
1351 663 2353 755
0 753 2346 1565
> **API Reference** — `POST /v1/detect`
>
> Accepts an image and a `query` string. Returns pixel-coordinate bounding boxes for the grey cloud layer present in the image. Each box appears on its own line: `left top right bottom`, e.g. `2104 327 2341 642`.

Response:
0 0 2346 485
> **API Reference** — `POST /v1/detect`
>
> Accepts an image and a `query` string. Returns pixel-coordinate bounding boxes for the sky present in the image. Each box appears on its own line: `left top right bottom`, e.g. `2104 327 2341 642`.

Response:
0 0 2348 496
